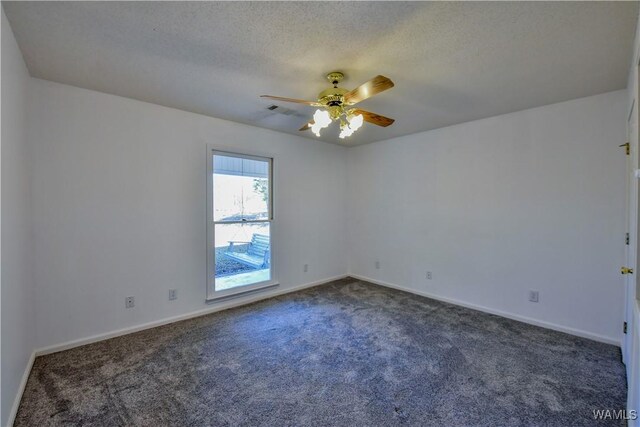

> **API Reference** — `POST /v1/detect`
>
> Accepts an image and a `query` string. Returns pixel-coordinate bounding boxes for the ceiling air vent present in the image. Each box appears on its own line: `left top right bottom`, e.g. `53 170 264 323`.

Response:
265 105 303 117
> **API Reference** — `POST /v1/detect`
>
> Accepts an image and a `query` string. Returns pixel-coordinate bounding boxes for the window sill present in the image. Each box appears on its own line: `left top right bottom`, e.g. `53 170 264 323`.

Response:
206 282 279 303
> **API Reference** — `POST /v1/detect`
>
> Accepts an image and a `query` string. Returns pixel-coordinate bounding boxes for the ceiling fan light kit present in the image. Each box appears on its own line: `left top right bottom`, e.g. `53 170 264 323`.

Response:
261 71 395 140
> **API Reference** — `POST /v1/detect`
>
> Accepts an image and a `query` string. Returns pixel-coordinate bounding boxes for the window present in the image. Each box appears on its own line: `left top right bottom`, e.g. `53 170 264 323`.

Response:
207 149 275 300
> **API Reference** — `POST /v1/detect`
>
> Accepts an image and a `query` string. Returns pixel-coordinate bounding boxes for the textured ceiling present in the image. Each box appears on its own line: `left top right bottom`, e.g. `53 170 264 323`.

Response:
3 1 638 145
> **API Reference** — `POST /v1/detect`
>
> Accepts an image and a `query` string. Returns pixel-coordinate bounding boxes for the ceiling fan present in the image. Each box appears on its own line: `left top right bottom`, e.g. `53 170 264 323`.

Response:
261 72 395 139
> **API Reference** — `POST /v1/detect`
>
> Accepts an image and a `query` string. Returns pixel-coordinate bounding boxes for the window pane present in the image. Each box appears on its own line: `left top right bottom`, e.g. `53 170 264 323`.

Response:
213 154 269 222
214 222 271 291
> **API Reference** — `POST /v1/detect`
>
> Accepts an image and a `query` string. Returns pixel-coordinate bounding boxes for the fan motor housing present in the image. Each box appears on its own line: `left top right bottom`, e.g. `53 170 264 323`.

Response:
318 87 348 107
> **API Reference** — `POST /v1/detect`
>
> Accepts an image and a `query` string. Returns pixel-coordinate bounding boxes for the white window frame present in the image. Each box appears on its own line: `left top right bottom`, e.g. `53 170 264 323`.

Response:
206 146 277 301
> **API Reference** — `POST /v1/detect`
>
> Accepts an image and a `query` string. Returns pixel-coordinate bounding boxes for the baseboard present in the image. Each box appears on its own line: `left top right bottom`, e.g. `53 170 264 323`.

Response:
348 274 620 346
6 350 36 427
35 274 347 356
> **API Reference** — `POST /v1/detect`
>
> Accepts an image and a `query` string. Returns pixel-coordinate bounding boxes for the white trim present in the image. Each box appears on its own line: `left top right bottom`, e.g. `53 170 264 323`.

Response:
206 282 279 302
7 351 36 427
349 274 620 346
35 275 347 356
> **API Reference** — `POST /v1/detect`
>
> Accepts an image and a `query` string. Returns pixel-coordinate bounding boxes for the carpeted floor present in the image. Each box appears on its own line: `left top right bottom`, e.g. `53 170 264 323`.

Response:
15 278 626 426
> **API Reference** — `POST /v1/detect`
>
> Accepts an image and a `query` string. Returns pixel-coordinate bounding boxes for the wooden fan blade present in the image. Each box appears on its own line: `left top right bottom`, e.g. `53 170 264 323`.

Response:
299 121 313 131
260 95 320 106
343 75 394 105
353 109 395 127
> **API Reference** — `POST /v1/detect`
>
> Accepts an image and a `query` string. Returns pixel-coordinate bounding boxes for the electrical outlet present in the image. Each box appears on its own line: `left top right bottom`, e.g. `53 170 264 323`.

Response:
426 271 433 280
303 264 308 273
375 260 380 269
169 289 177 301
529 291 539 303
125 296 135 308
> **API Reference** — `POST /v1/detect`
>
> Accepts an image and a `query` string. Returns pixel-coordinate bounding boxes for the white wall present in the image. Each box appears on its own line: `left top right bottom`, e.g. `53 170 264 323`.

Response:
28 78 347 350
1 9 36 426
347 90 627 344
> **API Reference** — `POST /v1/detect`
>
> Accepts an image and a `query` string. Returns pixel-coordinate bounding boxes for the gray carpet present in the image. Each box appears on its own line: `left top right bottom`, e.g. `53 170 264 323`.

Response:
15 278 626 426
